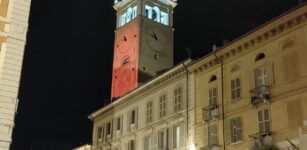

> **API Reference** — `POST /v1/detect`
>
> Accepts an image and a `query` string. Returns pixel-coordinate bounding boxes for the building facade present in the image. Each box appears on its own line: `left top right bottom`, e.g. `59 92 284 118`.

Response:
90 1 307 150
189 4 307 150
90 61 196 150
0 0 31 149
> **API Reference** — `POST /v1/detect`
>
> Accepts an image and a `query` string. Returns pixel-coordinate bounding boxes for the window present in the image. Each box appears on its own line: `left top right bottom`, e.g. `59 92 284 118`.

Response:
209 75 217 83
209 88 217 105
255 53 266 61
160 11 169 25
144 135 153 150
127 140 135 150
159 94 167 118
231 117 242 143
116 116 123 132
173 124 184 149
97 126 102 139
129 108 138 131
174 87 182 112
145 5 169 26
208 125 218 145
119 6 137 27
231 78 241 100
106 122 111 135
255 66 268 88
130 109 137 125
146 101 153 123
158 129 168 150
258 109 270 134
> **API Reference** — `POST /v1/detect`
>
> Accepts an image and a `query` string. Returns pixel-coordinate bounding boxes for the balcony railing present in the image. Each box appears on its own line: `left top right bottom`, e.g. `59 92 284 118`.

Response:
203 104 219 122
249 132 273 149
250 85 270 106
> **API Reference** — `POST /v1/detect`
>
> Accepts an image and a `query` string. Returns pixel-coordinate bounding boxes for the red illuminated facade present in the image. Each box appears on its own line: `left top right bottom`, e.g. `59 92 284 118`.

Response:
111 19 140 99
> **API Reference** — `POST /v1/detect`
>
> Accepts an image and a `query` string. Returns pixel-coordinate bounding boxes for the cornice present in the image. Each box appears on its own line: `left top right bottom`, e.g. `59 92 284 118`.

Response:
189 3 307 75
89 59 191 119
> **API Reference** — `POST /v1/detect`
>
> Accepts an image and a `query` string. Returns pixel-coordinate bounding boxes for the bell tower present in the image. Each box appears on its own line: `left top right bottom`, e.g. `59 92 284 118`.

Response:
111 0 177 100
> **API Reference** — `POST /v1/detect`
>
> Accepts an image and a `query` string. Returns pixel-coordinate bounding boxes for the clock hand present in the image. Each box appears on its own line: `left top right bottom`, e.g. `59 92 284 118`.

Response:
152 32 158 41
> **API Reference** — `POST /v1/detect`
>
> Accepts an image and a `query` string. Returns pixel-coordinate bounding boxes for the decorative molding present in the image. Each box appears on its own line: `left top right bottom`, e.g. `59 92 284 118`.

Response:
190 4 307 75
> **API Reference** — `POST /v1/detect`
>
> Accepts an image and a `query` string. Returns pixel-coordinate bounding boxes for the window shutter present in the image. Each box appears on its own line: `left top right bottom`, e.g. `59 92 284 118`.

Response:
224 118 231 144
237 118 242 141
267 61 274 85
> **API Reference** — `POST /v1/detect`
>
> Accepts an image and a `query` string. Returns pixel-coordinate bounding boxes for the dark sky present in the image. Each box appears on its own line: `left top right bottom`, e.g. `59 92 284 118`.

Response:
10 0 301 149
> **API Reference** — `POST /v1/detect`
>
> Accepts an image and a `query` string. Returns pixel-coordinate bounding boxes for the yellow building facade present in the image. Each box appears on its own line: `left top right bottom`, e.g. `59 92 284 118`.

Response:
0 0 31 149
190 4 307 150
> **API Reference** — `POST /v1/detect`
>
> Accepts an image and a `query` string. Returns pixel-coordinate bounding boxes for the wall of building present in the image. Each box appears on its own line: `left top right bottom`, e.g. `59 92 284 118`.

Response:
0 0 31 149
191 5 307 150
92 67 194 150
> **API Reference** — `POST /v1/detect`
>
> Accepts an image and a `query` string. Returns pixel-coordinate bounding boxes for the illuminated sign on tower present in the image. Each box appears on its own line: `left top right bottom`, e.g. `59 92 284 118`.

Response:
111 0 177 100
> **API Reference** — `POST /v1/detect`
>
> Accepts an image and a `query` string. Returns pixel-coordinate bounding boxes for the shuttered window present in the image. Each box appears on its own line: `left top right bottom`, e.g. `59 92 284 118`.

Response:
208 125 218 145
146 101 153 123
174 87 183 112
230 117 242 143
231 78 241 100
258 109 270 134
159 95 167 118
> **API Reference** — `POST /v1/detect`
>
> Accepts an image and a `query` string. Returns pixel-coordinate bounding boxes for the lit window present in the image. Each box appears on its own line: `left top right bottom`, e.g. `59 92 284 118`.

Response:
231 117 242 143
120 13 127 26
160 11 169 25
145 5 169 26
146 101 153 123
145 5 153 19
173 124 184 148
258 109 270 134
159 94 167 118
174 87 182 112
119 6 138 27
208 125 218 145
231 78 241 100
255 66 268 88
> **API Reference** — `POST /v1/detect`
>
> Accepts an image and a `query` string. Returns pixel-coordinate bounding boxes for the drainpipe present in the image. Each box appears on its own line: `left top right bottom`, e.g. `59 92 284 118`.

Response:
213 52 225 150
182 61 189 144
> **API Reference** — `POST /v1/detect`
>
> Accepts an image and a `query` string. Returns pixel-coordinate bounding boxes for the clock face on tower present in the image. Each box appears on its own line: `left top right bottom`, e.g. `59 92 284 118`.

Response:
111 20 140 99
145 27 167 52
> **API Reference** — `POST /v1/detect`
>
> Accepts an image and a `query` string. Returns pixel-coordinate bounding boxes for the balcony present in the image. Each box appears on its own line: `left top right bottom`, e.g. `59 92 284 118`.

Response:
250 85 270 106
203 104 219 123
249 132 273 149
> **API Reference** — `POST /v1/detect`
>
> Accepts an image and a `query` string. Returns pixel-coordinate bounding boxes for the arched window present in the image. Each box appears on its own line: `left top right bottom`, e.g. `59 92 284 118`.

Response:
255 53 265 62
126 7 133 22
209 75 217 83
152 6 160 22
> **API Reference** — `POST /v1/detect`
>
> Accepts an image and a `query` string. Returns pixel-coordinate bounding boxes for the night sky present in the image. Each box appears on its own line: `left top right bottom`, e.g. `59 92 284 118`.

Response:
10 0 302 149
